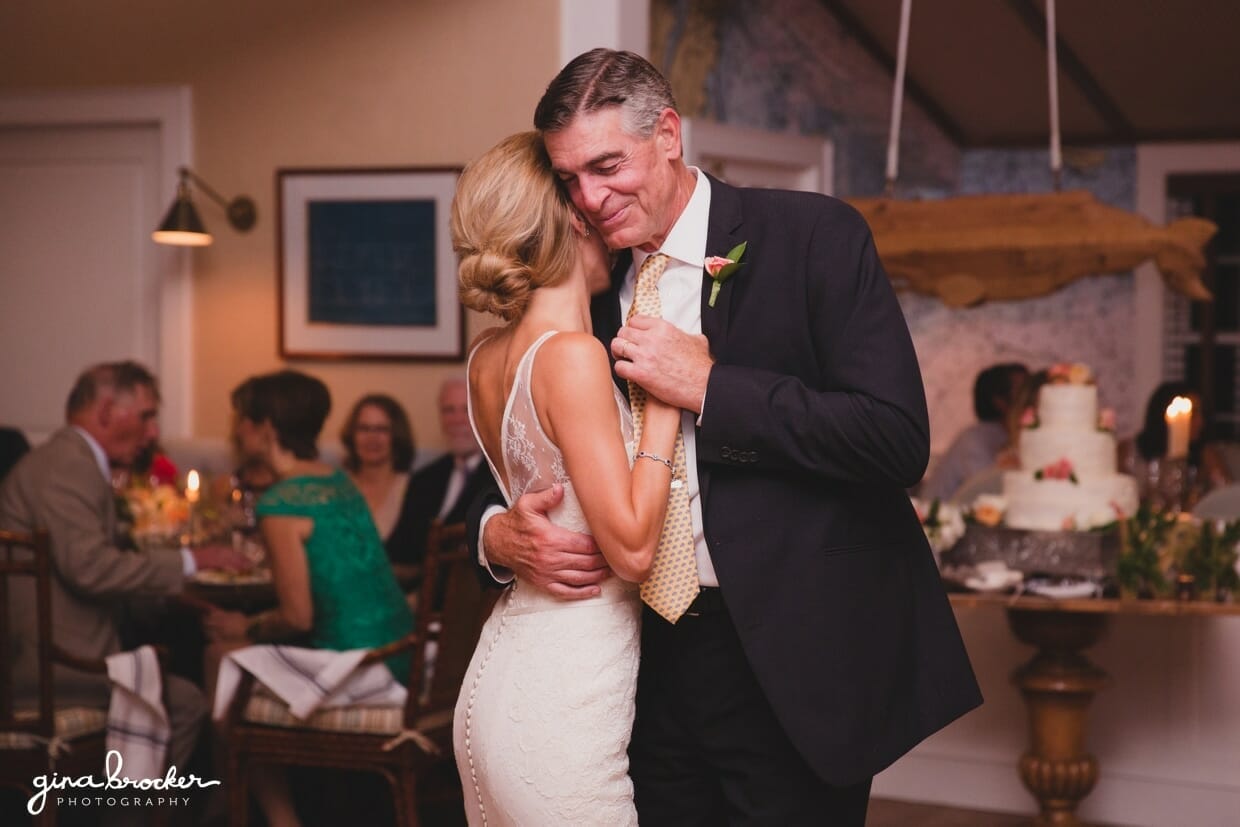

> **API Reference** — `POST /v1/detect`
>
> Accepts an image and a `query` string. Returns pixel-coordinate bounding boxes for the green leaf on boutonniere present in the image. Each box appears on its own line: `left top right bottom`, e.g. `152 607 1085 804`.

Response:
706 241 748 307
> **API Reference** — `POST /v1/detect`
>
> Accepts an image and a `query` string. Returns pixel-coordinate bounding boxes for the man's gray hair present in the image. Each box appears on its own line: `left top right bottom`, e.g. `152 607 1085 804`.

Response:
65 361 159 419
534 48 678 138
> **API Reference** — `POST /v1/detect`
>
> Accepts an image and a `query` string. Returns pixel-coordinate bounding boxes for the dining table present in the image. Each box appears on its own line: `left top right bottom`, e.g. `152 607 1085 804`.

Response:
184 563 423 612
948 590 1240 827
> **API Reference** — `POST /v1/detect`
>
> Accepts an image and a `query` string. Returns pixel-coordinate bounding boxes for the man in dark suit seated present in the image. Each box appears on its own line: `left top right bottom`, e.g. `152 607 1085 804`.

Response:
387 377 494 566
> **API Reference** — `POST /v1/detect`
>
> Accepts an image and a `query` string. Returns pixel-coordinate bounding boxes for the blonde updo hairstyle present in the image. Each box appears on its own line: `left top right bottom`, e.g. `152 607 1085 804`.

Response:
452 131 578 322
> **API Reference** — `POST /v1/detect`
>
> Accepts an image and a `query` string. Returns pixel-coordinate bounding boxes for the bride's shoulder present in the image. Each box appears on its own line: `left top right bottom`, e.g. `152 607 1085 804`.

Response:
535 331 608 371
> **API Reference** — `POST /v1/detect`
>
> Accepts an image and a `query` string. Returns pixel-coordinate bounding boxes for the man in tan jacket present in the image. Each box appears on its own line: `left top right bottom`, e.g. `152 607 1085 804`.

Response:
0 361 245 773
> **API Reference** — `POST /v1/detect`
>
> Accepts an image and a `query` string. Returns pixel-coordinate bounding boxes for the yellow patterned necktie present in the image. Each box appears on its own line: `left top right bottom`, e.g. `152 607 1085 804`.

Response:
627 253 700 623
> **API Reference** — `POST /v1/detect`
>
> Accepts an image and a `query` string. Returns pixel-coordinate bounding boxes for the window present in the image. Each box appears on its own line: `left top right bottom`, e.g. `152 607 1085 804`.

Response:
1163 174 1240 439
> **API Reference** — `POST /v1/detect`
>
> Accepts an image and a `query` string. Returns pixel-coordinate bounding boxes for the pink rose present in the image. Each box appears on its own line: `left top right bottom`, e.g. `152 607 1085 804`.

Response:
1047 363 1072 382
1045 458 1075 480
1020 407 1037 428
1098 407 1116 432
704 256 733 278
149 454 179 486
1061 515 1078 531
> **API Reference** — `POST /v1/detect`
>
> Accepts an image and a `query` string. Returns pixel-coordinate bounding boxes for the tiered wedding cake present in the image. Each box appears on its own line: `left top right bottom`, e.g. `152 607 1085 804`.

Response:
1002 367 1138 531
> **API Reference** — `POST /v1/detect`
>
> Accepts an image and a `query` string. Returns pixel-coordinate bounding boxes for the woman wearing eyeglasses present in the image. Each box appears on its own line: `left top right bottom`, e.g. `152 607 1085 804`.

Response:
340 394 421 563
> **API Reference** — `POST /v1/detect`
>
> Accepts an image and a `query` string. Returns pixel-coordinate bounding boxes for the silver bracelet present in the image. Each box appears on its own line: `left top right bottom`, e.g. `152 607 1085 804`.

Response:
636 451 673 471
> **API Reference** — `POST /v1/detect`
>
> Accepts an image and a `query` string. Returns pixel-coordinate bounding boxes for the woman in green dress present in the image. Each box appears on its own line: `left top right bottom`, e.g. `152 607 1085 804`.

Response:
204 369 413 827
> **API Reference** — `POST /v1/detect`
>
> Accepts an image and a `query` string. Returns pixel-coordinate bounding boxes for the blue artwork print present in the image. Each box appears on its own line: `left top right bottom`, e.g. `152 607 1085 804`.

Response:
307 199 436 326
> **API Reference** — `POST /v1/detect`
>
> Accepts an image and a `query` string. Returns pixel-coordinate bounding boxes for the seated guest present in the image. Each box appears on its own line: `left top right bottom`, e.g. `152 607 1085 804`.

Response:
203 370 414 827
920 362 1029 502
389 377 494 566
0 361 246 774
340 393 416 560
0 426 30 484
1119 381 1232 493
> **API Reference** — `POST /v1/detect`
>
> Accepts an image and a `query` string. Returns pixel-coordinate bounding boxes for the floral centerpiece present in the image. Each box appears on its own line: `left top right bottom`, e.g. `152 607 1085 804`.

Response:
115 453 192 549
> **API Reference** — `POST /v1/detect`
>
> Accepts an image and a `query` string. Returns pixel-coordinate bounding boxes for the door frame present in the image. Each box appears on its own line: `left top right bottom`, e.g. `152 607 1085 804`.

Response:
0 86 194 436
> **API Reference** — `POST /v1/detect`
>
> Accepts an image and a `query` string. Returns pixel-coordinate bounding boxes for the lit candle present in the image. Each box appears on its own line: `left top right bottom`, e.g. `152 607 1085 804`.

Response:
186 469 201 504
1165 396 1193 460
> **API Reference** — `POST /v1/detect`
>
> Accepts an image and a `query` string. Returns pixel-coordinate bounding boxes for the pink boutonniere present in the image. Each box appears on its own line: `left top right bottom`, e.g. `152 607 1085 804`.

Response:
704 241 747 307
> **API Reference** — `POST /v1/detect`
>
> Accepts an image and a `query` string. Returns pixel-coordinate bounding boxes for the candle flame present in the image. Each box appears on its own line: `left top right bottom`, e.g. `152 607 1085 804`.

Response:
187 469 200 493
1165 396 1193 417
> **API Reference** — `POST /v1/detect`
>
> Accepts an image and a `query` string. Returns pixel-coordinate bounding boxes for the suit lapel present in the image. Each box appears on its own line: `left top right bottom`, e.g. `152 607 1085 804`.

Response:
592 249 633 399
700 174 745 354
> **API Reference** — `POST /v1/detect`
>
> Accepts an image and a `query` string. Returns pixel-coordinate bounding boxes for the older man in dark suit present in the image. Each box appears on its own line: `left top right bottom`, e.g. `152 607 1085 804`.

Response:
475 49 982 825
0 361 245 774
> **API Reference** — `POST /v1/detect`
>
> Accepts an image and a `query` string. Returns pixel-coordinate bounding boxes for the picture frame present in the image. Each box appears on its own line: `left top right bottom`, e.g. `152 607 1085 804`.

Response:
277 167 464 361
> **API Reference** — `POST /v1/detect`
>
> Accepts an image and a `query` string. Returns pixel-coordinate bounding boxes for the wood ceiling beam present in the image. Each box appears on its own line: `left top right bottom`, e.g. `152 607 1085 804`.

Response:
1005 0 1137 142
818 0 968 146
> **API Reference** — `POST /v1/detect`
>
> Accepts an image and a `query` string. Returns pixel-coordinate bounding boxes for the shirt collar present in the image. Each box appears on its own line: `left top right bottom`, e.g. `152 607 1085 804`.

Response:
632 167 711 274
72 426 112 484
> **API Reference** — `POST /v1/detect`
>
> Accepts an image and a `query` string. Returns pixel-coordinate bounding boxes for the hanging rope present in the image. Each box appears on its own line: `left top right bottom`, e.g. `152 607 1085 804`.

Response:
1046 0 1062 190
884 0 912 197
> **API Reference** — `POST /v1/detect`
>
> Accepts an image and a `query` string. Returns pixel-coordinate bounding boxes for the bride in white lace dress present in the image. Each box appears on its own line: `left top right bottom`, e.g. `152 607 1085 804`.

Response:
447 132 681 826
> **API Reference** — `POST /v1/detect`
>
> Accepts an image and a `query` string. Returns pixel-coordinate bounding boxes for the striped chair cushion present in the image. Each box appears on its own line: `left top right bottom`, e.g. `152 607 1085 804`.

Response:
242 689 454 736
0 706 107 749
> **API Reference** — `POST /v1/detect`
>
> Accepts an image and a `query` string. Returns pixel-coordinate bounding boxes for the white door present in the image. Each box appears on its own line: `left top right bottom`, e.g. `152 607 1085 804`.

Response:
0 123 163 438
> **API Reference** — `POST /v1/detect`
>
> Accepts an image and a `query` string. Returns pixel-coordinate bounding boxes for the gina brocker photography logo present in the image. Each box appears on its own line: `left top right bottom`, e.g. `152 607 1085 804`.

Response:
27 749 221 816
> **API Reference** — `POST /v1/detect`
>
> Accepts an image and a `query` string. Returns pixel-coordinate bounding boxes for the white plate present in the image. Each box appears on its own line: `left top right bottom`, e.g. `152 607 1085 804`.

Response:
1024 579 1098 599
964 571 1023 592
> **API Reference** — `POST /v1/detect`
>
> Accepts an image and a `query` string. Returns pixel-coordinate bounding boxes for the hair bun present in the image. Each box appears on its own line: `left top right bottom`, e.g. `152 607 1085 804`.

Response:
458 249 532 321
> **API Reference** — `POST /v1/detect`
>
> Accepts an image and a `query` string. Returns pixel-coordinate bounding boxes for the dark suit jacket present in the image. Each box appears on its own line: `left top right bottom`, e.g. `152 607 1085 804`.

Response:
475 175 982 785
387 453 493 566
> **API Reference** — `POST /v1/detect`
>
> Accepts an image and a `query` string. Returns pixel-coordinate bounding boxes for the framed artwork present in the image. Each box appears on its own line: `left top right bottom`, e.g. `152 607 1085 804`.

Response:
277 167 463 360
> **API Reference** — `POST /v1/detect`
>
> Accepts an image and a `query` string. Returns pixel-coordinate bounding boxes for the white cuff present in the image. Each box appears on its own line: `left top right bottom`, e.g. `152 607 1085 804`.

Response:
180 547 197 577
479 505 515 585
695 387 709 427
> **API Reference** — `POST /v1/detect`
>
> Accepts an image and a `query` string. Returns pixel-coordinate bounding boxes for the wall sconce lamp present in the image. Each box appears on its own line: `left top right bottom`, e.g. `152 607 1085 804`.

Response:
152 166 257 246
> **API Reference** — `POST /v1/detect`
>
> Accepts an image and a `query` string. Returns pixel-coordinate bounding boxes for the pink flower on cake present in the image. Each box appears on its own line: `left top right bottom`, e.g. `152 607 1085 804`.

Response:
1067 363 1093 384
1020 407 1039 429
1097 407 1116 432
1046 362 1094 385
1034 458 1079 484
1061 515 1078 531
1047 363 1072 383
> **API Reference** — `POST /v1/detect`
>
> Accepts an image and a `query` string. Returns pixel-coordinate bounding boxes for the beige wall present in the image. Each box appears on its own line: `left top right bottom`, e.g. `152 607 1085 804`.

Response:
0 0 560 451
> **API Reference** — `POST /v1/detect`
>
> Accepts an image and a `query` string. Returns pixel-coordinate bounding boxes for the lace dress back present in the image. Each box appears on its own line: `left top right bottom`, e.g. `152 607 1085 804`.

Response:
453 330 642 826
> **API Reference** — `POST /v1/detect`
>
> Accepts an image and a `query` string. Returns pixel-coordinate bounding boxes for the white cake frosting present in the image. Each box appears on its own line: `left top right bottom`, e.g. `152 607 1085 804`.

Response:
1003 382 1138 531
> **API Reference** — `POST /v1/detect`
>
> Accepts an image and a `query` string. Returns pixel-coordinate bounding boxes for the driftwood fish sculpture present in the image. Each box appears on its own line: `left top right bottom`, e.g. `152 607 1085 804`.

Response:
848 190 1216 307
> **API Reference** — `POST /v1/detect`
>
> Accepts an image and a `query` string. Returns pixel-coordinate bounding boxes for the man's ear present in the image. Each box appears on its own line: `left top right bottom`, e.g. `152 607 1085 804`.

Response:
96 397 114 429
654 108 683 161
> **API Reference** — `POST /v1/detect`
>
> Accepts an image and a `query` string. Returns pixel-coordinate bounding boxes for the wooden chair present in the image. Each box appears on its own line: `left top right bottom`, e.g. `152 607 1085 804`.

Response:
222 520 492 826
0 529 108 826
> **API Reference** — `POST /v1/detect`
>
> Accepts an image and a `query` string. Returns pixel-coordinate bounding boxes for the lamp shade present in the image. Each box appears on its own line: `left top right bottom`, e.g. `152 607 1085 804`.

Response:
151 193 213 246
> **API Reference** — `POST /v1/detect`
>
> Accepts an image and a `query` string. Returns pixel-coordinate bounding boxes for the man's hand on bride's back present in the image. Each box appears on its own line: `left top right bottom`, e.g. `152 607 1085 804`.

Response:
486 484 611 599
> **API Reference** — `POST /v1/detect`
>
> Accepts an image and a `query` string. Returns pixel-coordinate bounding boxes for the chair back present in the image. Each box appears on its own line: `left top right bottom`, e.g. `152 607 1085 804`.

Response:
409 521 491 721
1192 483 1240 521
0 530 54 737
